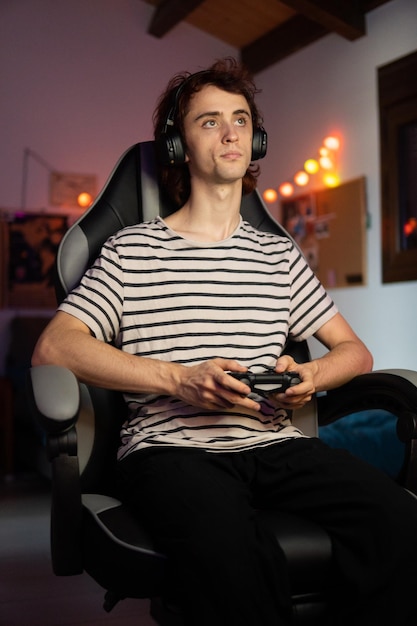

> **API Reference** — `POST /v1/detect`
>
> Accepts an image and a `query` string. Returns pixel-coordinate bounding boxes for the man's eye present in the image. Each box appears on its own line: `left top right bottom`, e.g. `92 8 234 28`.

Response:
236 117 247 126
203 119 216 128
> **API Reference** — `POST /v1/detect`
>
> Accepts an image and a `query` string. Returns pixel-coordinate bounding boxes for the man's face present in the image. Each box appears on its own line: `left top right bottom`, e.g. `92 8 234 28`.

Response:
182 84 253 186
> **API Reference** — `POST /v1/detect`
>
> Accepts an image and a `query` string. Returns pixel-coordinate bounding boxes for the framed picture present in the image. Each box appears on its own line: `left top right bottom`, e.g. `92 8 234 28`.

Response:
0 212 68 309
281 178 367 289
281 193 318 271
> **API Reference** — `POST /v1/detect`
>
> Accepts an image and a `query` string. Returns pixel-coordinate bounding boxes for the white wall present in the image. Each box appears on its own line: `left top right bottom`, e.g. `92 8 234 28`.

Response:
256 0 417 369
0 0 235 373
1 0 236 207
1 0 416 372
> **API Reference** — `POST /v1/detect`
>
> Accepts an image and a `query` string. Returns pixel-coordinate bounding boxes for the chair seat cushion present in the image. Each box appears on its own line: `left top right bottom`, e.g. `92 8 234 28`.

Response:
81 494 167 598
258 509 333 595
81 493 333 601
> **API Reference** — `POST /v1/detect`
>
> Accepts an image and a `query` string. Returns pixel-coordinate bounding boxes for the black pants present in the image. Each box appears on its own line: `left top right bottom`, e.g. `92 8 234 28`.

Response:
118 438 417 626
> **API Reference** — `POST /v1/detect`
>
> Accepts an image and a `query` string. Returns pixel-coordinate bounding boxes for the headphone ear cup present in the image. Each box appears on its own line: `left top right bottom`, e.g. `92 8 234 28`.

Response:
157 123 267 164
251 127 268 161
156 129 186 166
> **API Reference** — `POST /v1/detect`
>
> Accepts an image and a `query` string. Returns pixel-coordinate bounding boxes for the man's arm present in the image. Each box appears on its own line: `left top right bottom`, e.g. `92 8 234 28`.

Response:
273 312 373 410
309 312 373 390
32 311 261 412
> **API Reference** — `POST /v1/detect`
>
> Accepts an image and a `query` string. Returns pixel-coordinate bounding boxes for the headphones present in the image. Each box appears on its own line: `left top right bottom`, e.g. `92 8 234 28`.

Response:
156 71 268 166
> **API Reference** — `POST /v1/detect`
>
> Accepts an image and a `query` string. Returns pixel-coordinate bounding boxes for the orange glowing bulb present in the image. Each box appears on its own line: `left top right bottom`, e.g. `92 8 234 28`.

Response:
404 218 417 236
323 136 340 151
323 173 340 187
77 192 93 208
263 188 278 203
279 182 294 197
294 171 309 186
304 159 319 174
319 156 334 170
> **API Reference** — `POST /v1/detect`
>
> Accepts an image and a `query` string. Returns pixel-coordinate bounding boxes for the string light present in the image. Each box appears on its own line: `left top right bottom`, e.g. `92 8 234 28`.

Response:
323 136 340 151
263 188 278 203
77 192 93 208
404 217 417 237
318 155 334 170
279 182 294 197
294 171 309 186
262 135 341 202
323 172 340 187
304 159 320 174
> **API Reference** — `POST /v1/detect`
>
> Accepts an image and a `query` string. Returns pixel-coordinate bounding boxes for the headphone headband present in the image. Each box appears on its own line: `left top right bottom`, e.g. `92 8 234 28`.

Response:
162 70 211 136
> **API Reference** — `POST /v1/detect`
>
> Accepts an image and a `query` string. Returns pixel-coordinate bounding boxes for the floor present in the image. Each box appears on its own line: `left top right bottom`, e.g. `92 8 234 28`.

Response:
0 472 157 626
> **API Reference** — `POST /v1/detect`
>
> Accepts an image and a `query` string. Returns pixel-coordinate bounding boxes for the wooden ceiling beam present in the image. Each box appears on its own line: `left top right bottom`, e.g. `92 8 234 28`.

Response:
278 0 366 41
148 0 204 37
241 14 328 75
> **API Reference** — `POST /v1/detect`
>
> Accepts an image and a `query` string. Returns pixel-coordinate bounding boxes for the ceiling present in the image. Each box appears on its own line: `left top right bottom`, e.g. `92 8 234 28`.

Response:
143 0 393 73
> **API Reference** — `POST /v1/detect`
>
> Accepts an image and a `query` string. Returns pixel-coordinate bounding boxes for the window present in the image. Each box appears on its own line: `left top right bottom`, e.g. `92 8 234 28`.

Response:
379 50 417 283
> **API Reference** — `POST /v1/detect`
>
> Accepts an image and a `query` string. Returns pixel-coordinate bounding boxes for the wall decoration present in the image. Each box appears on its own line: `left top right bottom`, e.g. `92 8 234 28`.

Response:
281 193 319 272
49 172 97 208
0 212 68 309
21 148 97 210
282 178 367 289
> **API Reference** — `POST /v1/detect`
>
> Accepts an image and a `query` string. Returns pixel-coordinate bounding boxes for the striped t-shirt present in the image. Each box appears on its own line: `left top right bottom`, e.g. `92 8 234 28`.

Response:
59 216 338 458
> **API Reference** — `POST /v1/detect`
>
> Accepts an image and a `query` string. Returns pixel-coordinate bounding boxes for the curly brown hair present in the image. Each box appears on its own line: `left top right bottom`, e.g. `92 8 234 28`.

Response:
153 57 264 208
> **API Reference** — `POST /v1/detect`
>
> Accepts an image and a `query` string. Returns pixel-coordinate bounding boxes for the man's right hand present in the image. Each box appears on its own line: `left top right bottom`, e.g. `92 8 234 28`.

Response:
174 358 261 412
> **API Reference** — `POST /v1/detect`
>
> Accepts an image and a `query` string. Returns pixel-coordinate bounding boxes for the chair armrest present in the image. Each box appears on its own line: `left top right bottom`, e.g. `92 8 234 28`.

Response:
27 364 80 434
27 364 84 575
317 370 417 425
317 369 417 493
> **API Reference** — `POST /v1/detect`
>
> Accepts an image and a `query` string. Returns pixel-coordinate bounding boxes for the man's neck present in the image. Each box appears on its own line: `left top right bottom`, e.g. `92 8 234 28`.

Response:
164 181 243 242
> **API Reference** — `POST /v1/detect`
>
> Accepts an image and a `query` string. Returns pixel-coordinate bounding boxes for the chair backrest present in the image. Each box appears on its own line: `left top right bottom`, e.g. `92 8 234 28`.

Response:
56 141 297 302
56 141 315 492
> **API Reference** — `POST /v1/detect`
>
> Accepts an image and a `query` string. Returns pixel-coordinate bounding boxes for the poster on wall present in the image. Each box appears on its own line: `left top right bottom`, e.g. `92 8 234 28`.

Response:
281 178 367 289
0 212 68 309
281 193 319 273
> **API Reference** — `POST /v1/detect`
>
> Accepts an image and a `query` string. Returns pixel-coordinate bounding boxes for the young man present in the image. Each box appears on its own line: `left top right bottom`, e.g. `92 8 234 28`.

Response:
32 58 417 625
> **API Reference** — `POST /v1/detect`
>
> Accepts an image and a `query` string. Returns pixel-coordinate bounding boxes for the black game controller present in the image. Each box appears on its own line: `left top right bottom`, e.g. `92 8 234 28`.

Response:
230 369 301 398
